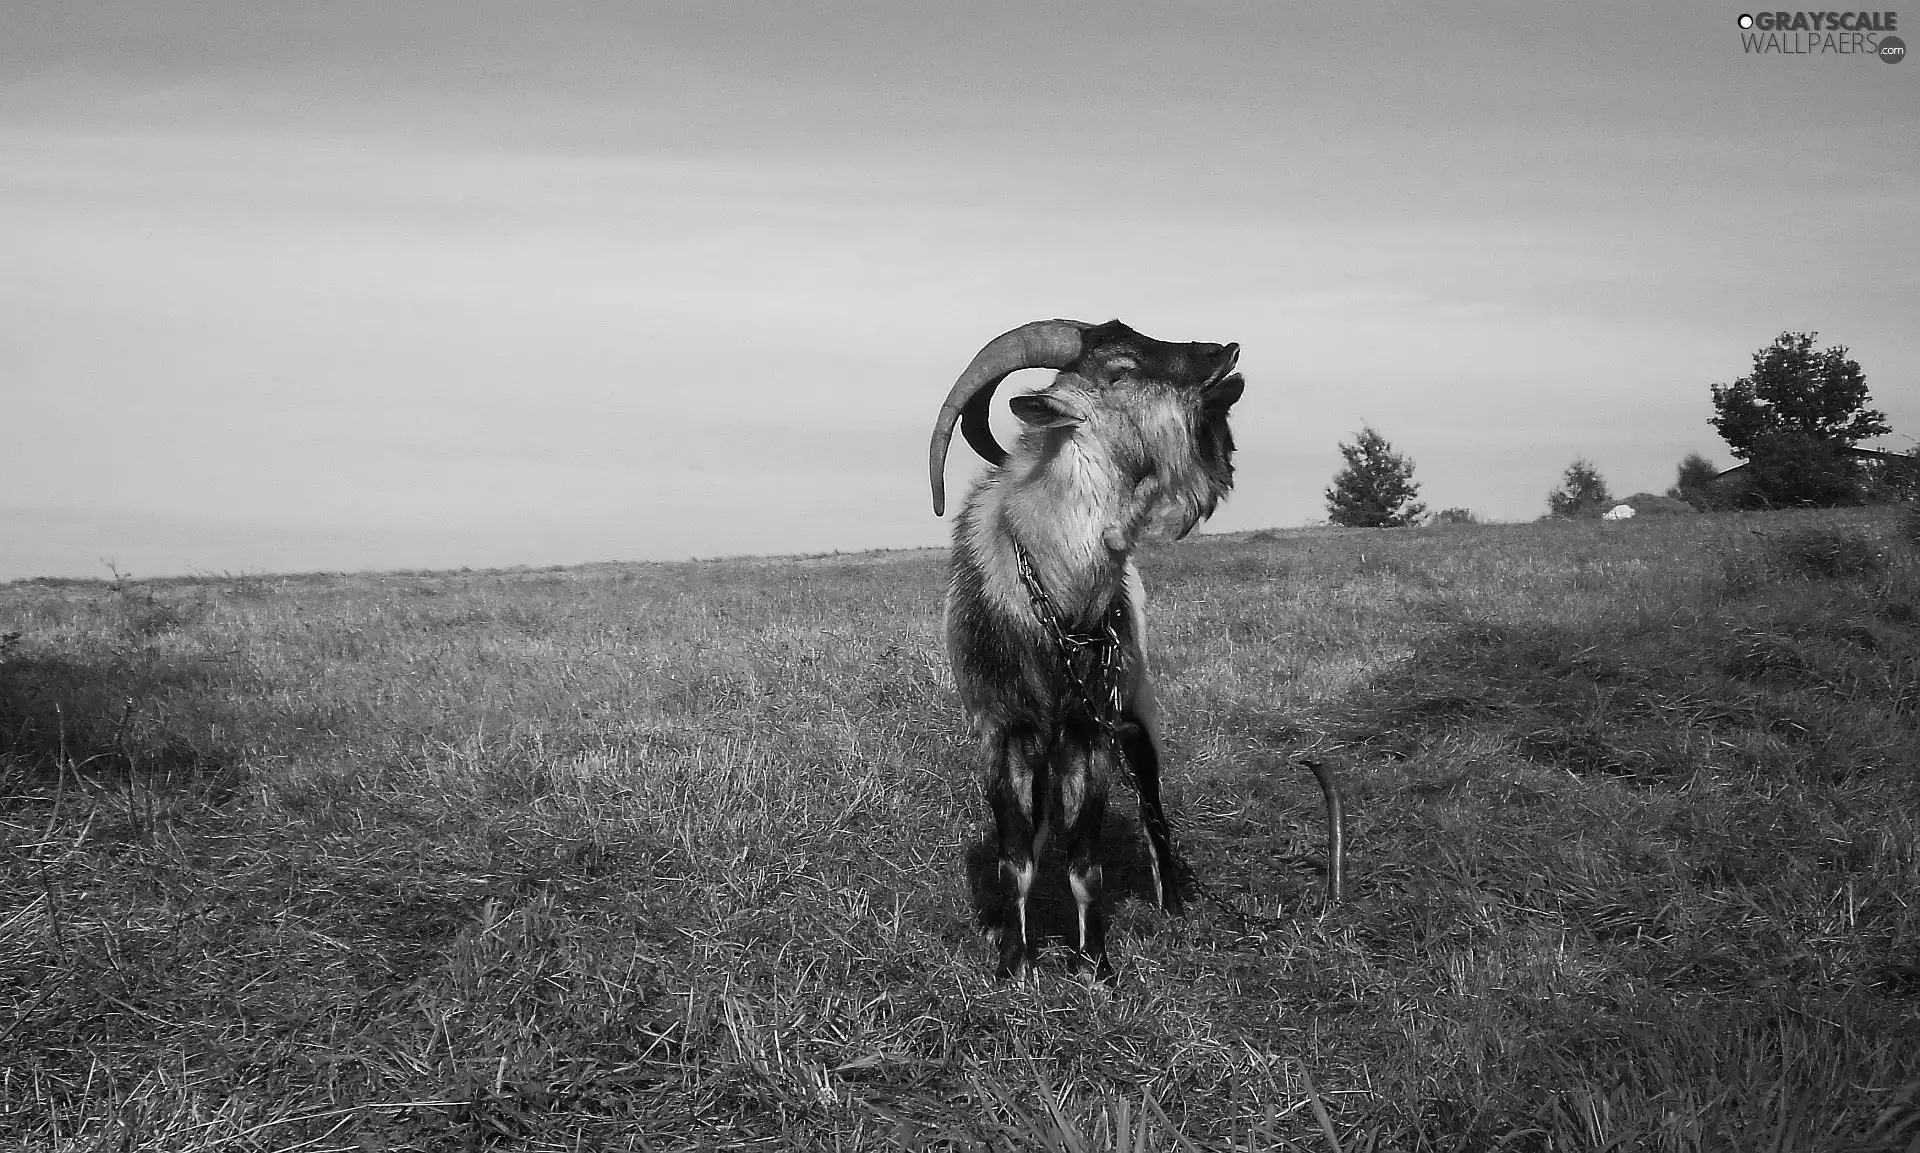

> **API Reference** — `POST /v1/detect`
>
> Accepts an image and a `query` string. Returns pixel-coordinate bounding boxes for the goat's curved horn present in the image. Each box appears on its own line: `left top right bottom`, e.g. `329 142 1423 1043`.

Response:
929 319 1087 516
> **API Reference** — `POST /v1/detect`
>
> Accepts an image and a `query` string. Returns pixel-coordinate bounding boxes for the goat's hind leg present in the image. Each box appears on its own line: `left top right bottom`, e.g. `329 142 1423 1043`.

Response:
987 727 1046 982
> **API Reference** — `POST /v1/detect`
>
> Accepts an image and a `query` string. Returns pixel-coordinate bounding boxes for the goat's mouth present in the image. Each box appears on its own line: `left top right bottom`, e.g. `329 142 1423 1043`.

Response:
1202 343 1242 386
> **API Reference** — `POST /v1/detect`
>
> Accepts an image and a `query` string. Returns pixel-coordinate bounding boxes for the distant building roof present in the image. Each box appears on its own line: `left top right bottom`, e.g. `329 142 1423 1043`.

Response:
1713 447 1918 479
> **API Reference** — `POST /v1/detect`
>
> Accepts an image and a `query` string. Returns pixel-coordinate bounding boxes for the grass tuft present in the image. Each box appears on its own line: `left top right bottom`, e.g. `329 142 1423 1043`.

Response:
1764 525 1889 581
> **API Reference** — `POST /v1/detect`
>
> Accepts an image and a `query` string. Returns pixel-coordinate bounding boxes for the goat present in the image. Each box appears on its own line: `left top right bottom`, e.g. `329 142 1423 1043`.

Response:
929 318 1345 983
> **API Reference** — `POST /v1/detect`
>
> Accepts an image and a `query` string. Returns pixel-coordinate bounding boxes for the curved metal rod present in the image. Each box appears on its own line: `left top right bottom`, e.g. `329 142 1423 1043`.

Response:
1297 757 1346 906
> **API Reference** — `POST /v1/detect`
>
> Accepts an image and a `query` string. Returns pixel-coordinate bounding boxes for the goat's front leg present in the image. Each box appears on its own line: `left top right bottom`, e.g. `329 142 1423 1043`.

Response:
1058 729 1115 984
988 727 1048 982
1117 694 1183 915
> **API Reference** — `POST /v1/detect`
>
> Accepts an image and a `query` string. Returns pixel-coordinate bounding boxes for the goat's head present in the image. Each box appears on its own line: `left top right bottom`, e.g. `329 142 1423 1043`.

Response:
928 319 1245 539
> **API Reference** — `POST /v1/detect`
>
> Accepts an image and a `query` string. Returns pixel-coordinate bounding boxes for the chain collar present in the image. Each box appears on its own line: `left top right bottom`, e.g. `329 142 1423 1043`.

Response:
1012 539 1128 740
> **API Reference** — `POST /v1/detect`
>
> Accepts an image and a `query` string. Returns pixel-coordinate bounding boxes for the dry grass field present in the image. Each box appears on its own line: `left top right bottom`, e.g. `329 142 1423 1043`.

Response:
3 507 1918 1151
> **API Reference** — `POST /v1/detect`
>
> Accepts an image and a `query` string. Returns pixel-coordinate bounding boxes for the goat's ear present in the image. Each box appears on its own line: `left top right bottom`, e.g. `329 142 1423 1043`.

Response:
1202 373 1244 415
1009 391 1085 429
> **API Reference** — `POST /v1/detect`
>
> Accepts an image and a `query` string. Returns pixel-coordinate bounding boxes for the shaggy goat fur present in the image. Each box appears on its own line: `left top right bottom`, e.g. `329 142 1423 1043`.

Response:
934 319 1246 983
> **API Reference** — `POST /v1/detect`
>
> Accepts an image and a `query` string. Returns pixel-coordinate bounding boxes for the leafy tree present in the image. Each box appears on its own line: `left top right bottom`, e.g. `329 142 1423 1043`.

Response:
1739 433 1868 508
1547 459 1614 519
1325 425 1425 527
1429 507 1480 526
1667 452 1722 510
1709 332 1890 507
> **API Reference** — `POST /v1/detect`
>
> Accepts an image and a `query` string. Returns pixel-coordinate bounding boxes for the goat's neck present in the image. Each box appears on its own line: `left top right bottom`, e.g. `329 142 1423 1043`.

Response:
996 439 1133 625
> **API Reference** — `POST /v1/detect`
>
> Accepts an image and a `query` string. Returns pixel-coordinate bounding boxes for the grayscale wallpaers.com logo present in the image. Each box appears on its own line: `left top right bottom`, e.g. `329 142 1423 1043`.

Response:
1737 10 1905 58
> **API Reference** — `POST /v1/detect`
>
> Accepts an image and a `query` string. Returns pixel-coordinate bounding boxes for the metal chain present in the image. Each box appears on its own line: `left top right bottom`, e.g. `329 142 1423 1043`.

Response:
1012 540 1127 745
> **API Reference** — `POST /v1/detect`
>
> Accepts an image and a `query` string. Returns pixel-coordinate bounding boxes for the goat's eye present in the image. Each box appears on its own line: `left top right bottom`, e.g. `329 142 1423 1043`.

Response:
1107 359 1138 379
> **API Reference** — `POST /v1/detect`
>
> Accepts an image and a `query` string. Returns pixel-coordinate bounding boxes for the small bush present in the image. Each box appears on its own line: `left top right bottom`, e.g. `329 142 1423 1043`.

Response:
1429 508 1480 526
1668 452 1724 510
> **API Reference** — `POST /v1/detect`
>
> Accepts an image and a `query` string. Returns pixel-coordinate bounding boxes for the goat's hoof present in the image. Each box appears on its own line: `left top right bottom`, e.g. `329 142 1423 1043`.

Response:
1073 953 1118 987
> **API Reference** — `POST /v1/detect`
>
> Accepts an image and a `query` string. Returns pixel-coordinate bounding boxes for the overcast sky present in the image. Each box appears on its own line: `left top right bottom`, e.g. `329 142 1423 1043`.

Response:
3 2 1915 580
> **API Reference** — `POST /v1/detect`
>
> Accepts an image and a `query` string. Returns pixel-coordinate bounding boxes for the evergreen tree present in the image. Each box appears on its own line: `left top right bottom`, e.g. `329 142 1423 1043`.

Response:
1326 426 1425 527
1709 332 1890 507
1547 459 1614 519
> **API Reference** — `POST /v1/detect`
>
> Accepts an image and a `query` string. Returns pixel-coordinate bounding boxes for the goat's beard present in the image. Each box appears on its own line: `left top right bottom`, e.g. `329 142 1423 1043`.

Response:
1102 468 1226 551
